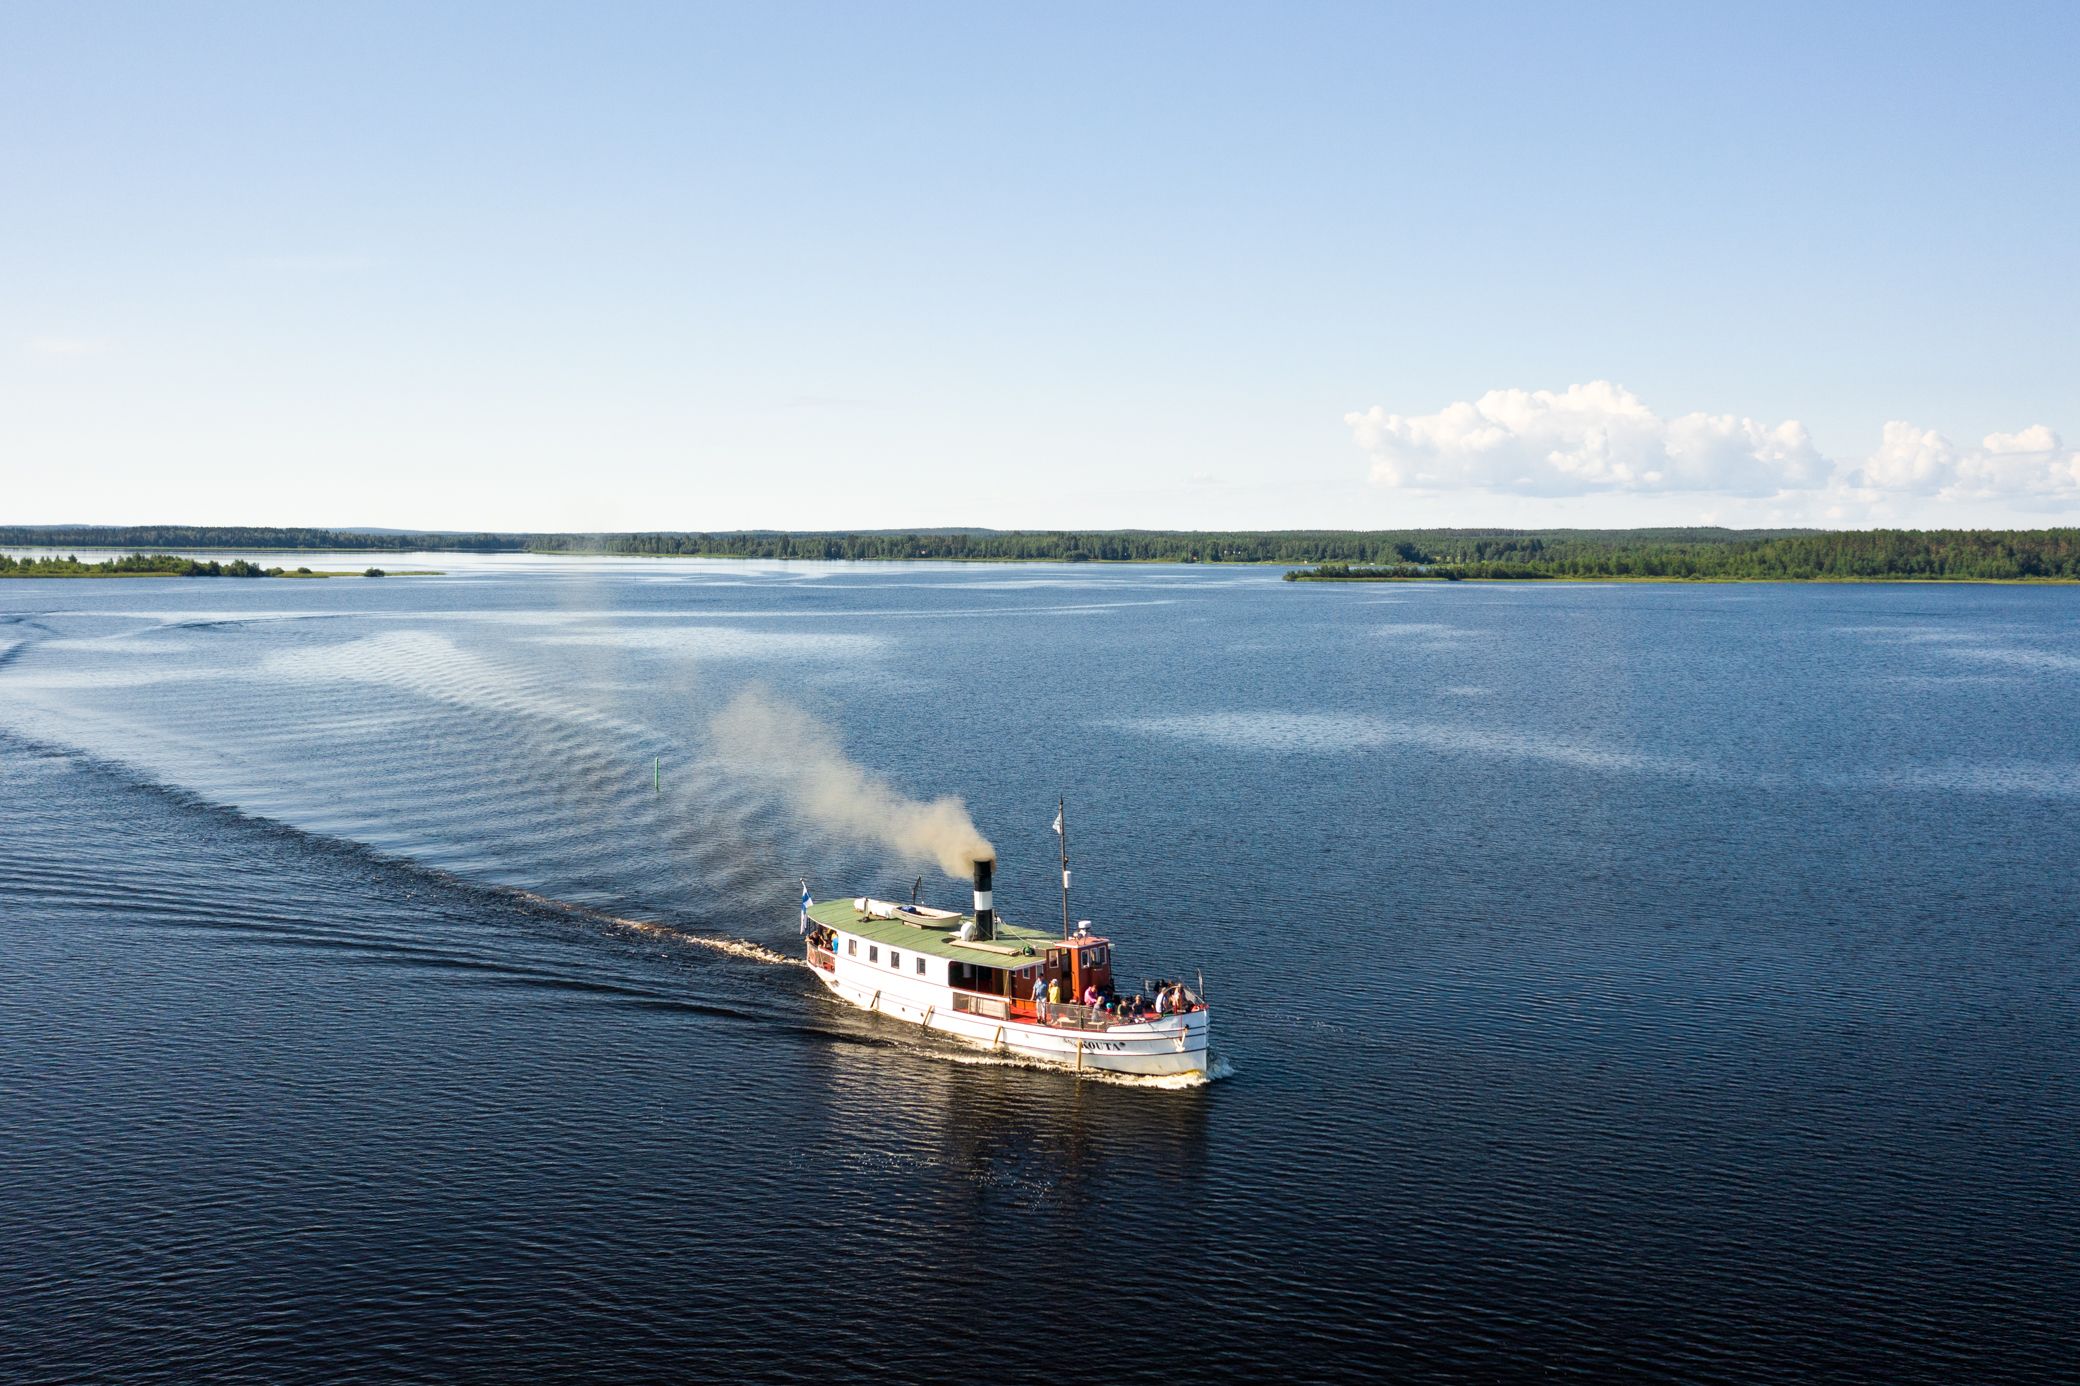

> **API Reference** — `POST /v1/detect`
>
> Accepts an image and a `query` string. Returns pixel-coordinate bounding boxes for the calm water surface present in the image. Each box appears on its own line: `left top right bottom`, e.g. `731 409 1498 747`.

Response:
2 559 2075 1383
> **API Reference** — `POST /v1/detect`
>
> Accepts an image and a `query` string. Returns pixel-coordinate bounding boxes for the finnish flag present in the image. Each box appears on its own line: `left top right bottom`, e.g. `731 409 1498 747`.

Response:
799 881 814 935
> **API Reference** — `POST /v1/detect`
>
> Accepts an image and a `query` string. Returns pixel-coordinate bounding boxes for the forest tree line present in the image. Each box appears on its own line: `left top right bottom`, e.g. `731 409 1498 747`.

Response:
1286 529 2080 581
5 525 2079 578
0 526 517 552
0 524 1821 563
0 552 288 577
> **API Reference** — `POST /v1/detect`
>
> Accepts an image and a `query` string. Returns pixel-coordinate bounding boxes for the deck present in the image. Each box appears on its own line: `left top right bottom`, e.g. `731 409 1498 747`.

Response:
806 897 1072 964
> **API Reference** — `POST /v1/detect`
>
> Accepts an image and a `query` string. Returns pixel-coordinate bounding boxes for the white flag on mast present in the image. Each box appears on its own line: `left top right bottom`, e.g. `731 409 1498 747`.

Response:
1051 808 1062 835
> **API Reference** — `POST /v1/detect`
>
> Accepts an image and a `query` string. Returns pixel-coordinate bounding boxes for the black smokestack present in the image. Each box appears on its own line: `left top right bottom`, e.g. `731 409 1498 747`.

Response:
972 858 994 941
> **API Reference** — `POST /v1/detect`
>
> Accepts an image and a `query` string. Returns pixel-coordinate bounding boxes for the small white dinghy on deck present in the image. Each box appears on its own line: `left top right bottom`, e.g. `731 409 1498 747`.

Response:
799 805 1210 1078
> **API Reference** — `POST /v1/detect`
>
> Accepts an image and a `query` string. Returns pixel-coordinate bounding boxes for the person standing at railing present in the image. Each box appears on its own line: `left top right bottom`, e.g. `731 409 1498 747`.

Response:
1046 977 1061 1022
1032 973 1047 1021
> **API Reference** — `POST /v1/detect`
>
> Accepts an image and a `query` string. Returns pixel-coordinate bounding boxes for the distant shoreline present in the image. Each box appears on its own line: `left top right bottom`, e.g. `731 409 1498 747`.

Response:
0 553 441 580
8 556 2074 585
1285 572 2080 585
0 571 442 579
4 526 2076 582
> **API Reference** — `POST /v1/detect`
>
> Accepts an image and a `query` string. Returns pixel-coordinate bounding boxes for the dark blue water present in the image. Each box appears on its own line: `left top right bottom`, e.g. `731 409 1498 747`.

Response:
3 560 2075 1383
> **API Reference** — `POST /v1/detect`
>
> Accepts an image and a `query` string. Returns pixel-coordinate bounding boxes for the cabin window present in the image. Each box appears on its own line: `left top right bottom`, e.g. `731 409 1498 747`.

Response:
949 961 1006 994
890 951 901 970
846 939 856 956
868 946 879 963
915 957 926 975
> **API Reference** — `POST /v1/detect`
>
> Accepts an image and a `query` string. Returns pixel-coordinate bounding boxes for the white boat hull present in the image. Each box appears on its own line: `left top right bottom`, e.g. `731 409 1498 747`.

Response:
813 961 1210 1078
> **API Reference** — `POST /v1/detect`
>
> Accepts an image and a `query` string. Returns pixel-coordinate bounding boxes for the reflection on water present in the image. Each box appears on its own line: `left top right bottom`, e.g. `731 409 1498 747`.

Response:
805 1036 1214 1211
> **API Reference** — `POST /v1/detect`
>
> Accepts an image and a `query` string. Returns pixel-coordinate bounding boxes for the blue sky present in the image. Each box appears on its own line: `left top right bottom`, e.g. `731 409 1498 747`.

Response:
4 1 2075 530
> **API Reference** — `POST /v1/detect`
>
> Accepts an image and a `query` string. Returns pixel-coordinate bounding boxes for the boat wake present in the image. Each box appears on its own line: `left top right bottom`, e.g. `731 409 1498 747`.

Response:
4 733 1229 1091
502 888 801 967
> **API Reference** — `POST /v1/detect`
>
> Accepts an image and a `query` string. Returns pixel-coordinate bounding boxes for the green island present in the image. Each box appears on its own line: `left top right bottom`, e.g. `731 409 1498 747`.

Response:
0 552 436 579
1282 529 2080 582
1 526 2077 581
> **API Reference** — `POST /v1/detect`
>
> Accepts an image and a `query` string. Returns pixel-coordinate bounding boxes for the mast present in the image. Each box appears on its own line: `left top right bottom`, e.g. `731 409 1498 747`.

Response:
1056 793 1071 938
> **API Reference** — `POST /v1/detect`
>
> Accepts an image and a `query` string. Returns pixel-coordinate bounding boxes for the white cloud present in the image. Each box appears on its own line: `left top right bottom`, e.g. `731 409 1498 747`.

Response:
1850 421 2080 499
1346 381 1825 497
1853 421 1954 491
1350 381 2080 504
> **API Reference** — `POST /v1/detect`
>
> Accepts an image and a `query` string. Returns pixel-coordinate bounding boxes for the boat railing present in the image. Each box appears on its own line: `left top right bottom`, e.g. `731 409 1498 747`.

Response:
948 991 1199 1031
806 945 836 972
950 990 1015 1020
1036 1001 1194 1032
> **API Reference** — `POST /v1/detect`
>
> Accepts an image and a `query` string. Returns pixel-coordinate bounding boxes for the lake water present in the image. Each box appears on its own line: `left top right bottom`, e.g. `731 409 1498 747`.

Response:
3 560 2075 1383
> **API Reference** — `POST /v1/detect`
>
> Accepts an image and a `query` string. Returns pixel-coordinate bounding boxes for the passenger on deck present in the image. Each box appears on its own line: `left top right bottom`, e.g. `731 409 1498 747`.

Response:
1031 974 1046 1019
1046 977 1061 1021
1154 986 1169 1017
1082 984 1099 1009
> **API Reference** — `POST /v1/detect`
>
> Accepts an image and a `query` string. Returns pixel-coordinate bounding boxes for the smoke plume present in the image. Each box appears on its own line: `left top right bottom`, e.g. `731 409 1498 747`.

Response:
710 688 994 879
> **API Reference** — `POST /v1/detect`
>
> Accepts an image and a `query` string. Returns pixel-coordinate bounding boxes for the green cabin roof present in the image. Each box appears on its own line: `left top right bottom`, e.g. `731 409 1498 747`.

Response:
806 898 1077 968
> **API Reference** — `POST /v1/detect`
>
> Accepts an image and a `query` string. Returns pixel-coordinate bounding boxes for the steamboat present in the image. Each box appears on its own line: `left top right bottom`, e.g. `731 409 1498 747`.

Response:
799 808 1210 1077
